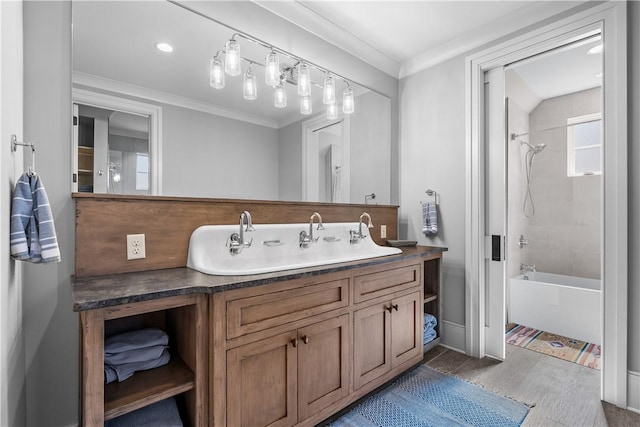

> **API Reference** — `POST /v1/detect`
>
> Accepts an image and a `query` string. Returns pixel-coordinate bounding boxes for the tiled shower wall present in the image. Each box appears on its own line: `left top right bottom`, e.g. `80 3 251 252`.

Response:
520 87 601 279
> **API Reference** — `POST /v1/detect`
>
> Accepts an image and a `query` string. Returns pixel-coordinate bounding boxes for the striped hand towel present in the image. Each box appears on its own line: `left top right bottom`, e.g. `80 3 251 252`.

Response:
422 202 438 236
10 172 61 263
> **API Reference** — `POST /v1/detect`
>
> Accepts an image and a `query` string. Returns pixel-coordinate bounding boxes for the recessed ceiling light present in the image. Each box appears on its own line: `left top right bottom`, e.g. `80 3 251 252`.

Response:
588 44 603 55
155 42 173 53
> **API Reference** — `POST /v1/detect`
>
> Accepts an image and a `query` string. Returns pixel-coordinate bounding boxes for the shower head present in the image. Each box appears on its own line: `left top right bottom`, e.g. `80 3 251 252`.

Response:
520 140 546 154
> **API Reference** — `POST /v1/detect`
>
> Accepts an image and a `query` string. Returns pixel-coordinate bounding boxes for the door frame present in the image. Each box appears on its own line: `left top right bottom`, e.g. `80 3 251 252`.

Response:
465 2 627 405
71 88 163 195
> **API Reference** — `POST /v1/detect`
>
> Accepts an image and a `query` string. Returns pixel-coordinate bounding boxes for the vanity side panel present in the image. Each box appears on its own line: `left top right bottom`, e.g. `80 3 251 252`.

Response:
74 194 398 277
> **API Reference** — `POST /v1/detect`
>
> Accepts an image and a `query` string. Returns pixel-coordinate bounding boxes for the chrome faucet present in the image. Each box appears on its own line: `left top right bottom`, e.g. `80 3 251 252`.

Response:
520 263 536 273
228 211 255 255
300 212 325 249
350 212 373 244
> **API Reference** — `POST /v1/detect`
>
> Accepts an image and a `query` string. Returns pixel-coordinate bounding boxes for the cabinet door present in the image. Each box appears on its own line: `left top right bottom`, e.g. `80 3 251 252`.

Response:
391 291 423 368
227 331 298 427
297 315 350 421
353 302 391 389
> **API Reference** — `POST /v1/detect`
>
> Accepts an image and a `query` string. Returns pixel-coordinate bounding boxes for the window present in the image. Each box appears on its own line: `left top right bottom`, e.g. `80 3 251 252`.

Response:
567 112 602 177
136 153 149 191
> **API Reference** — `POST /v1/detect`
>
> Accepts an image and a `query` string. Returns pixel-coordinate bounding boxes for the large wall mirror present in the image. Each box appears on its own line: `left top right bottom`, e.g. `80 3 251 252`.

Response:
71 1 392 204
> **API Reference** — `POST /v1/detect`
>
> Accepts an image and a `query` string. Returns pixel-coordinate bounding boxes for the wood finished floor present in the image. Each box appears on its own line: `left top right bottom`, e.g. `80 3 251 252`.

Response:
424 345 640 426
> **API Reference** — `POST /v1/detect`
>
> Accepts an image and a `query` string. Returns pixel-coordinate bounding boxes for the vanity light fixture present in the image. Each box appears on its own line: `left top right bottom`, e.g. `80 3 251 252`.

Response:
297 62 311 96
207 27 356 115
326 102 338 120
243 63 257 100
265 50 280 87
322 73 336 105
155 42 174 53
343 86 354 114
225 37 241 76
209 52 225 89
300 95 312 115
274 80 287 108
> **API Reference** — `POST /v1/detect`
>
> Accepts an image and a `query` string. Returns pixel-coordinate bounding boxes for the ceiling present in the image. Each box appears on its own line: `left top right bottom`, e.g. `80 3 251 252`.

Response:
73 1 594 128
253 0 587 78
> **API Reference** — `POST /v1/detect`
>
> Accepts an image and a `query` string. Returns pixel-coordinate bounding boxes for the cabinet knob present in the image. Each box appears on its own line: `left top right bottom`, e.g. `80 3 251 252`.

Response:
392 304 399 311
302 335 309 344
385 304 393 313
291 338 298 347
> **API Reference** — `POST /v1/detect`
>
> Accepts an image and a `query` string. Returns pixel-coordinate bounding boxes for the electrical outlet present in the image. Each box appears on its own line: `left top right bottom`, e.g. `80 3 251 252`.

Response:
127 234 146 260
380 225 387 239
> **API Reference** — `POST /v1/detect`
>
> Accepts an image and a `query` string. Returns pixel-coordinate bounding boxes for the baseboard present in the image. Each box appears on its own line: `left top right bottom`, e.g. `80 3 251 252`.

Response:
628 370 640 413
441 320 466 353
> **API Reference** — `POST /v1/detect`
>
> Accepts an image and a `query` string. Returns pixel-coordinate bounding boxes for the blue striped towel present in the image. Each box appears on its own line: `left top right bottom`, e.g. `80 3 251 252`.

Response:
422 202 438 236
10 172 61 263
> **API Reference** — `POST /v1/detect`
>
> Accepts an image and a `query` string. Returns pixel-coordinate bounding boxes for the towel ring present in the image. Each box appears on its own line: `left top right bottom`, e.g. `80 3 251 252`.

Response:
420 189 438 206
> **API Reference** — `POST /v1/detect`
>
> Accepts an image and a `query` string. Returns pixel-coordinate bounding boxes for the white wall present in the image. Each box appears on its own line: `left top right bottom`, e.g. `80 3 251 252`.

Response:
399 55 467 348
23 2 76 425
0 1 26 425
162 105 280 200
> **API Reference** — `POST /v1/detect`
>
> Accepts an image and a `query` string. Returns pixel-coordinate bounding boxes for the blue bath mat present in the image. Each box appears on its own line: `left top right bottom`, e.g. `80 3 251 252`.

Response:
329 365 530 426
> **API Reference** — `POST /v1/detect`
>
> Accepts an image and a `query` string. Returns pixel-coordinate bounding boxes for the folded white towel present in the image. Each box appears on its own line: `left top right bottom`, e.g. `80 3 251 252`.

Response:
422 202 438 236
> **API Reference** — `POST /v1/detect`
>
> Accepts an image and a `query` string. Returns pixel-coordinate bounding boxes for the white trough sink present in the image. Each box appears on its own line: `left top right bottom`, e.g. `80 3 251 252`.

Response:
187 222 402 276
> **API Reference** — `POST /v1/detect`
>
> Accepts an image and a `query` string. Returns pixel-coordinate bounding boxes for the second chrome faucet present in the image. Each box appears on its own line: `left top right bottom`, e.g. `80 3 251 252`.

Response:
228 210 255 255
300 212 324 249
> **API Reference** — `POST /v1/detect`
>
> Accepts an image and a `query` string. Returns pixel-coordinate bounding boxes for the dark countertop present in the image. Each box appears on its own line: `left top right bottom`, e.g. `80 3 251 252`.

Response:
72 246 447 311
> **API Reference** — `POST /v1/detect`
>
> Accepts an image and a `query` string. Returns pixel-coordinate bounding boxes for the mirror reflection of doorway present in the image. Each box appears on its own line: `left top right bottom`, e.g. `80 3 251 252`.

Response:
303 116 351 203
73 104 150 195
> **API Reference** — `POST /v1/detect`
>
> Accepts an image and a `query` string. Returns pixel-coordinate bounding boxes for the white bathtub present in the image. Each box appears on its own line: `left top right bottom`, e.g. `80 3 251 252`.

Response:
509 272 601 344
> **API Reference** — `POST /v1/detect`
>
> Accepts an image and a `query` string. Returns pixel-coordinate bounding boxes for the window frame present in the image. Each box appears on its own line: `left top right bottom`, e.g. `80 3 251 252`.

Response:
566 112 602 177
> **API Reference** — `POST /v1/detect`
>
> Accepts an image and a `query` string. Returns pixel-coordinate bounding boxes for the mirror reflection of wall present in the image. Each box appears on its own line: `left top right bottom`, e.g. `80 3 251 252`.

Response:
74 104 150 195
71 0 392 204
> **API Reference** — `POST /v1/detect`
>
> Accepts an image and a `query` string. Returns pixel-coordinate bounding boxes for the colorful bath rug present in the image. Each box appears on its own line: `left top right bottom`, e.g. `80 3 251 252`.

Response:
328 365 530 426
505 323 601 370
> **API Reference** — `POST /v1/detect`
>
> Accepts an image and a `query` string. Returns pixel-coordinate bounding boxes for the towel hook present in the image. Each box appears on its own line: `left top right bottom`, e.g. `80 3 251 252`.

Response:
11 134 36 175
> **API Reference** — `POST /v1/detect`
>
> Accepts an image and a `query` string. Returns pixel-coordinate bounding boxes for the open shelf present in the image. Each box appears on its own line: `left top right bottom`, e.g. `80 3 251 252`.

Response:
104 355 194 421
424 293 437 303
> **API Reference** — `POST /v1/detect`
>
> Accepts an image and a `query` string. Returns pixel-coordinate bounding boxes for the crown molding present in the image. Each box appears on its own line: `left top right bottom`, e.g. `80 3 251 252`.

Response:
251 0 401 78
72 71 279 129
399 1 587 79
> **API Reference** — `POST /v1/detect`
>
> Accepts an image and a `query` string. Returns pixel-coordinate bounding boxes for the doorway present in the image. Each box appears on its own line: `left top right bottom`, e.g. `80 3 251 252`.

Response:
465 2 627 406
502 34 603 369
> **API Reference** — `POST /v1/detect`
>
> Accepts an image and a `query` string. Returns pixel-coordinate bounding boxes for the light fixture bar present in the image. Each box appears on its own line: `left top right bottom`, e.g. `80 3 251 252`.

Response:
168 0 364 92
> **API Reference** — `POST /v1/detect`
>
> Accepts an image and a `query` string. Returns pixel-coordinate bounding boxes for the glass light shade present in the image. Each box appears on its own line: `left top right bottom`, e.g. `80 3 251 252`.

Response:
243 66 257 100
342 87 354 114
322 74 336 105
210 57 225 89
265 51 280 87
274 82 287 108
112 172 121 183
224 39 241 76
297 63 311 96
326 102 338 120
300 95 312 115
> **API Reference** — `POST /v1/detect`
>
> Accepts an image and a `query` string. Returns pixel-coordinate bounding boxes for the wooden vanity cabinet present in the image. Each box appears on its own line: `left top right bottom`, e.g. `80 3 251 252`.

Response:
80 294 207 427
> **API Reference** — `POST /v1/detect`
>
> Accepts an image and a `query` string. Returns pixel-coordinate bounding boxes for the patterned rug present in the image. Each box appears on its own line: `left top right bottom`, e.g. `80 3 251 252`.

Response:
329 365 530 426
505 323 601 370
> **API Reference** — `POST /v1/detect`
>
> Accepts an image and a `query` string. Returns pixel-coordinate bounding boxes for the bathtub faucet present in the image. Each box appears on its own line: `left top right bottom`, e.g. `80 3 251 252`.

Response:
520 263 536 273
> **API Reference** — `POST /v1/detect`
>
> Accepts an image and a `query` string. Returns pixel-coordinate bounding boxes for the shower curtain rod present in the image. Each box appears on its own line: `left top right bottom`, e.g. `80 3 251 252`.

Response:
510 117 601 140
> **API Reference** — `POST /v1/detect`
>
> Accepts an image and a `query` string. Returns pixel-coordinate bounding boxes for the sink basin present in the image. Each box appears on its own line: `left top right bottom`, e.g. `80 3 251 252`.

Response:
187 222 402 275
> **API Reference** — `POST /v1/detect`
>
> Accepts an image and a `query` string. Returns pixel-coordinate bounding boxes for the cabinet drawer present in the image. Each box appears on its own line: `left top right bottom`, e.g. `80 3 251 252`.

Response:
227 278 349 339
354 264 420 303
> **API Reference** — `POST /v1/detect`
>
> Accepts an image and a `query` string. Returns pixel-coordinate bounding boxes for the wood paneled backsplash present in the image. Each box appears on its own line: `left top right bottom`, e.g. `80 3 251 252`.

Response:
73 194 398 278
